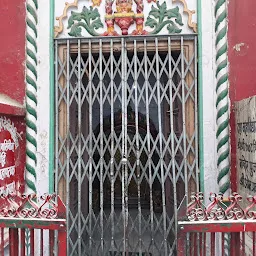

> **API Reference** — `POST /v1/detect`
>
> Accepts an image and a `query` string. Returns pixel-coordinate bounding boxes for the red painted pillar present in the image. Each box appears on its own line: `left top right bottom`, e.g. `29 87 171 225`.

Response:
228 0 256 191
0 0 26 104
0 0 26 199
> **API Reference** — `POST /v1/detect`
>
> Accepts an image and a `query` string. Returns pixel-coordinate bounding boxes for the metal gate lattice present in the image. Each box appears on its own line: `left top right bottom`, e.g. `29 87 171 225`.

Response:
55 35 198 256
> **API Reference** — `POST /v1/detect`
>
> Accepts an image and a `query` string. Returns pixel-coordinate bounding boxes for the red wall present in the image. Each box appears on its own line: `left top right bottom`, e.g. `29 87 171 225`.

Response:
0 0 26 105
228 0 256 191
0 1 26 194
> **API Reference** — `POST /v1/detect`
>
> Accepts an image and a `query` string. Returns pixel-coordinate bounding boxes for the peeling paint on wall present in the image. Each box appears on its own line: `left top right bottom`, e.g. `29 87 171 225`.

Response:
233 43 245 52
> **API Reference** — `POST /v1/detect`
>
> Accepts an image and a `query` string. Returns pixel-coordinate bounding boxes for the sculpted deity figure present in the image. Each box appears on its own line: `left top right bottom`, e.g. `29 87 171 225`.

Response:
103 0 150 35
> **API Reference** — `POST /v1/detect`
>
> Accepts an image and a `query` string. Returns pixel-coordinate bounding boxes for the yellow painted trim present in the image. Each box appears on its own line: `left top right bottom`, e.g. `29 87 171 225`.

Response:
172 0 197 33
134 13 144 18
113 12 135 18
54 0 79 38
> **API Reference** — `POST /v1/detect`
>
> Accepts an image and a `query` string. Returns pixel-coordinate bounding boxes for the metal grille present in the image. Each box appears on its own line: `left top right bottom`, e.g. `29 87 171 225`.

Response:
55 35 198 256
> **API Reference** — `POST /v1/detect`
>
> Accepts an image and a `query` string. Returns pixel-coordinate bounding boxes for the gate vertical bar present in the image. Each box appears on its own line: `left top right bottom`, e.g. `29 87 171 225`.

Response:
121 37 126 254
55 40 62 255
241 232 245 255
20 229 25 256
167 36 178 243
181 36 190 255
77 39 82 256
0 228 4 256
155 37 168 255
30 229 35 256
99 39 104 254
58 230 68 256
181 36 188 203
54 40 59 198
144 38 155 254
110 39 115 252
211 233 215 256
66 40 71 256
9 229 18 256
177 231 186 255
194 37 199 190
88 39 93 255
124 38 129 254
49 230 54 256
253 232 256 256
134 39 142 253
221 233 225 255
124 39 129 254
40 229 43 256
110 39 115 250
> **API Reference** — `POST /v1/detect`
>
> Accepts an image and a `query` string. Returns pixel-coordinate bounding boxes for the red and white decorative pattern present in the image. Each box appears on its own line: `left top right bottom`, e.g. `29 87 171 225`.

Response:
0 194 58 219
187 192 256 221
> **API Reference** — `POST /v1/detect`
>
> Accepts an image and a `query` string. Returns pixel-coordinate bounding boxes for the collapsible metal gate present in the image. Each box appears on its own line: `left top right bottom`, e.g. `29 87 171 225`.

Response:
55 35 198 255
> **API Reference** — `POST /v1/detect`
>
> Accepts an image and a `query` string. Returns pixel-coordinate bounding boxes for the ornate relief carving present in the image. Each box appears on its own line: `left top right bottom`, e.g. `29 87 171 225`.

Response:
55 0 197 37
103 0 149 35
68 6 103 36
172 0 197 33
92 0 102 7
145 2 183 34
55 0 79 38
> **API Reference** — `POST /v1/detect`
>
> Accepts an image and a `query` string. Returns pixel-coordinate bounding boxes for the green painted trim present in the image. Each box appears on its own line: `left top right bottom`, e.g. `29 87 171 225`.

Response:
26 0 38 194
215 0 230 195
197 0 204 193
49 0 55 194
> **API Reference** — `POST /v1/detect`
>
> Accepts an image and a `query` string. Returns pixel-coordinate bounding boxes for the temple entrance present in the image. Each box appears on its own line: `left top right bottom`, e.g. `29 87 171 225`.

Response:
55 36 198 255
92 106 156 211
